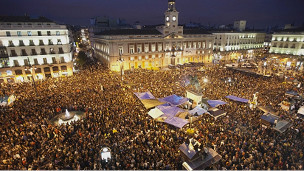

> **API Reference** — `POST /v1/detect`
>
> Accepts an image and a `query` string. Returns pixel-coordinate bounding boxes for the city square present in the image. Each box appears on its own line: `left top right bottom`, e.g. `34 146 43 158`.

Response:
0 0 304 170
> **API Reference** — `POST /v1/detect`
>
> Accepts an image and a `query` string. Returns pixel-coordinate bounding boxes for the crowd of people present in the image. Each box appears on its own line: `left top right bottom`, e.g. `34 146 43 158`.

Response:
0 62 303 170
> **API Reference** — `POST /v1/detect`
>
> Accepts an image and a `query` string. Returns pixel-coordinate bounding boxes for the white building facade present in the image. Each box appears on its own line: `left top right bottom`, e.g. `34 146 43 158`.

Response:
213 32 265 63
92 0 214 71
268 31 304 70
0 16 73 83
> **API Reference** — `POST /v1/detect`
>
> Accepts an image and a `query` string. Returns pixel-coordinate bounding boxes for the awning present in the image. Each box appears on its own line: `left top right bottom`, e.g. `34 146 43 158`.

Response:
226 95 249 103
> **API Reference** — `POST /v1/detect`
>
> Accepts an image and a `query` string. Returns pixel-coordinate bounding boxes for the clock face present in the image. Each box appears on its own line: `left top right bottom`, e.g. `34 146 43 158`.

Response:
166 16 169 21
172 16 176 21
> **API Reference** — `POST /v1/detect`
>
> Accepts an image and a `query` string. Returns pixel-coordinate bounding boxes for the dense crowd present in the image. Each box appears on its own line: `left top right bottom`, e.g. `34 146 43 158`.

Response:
0 63 303 170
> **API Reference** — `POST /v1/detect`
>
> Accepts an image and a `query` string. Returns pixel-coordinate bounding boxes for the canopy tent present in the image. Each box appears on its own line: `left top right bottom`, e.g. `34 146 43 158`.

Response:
134 91 155 100
207 108 227 120
298 106 304 115
226 95 249 103
148 108 164 119
141 99 165 109
274 120 292 133
157 104 185 119
159 94 188 106
258 105 279 116
261 113 279 125
207 100 227 108
189 106 208 116
164 117 189 128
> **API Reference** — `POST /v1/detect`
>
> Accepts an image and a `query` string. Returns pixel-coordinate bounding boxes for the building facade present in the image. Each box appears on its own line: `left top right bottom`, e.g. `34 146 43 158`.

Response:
268 31 304 69
212 32 265 63
92 0 214 71
0 16 73 83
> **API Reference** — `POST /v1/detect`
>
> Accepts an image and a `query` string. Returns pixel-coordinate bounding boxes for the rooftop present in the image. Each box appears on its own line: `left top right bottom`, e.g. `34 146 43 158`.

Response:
0 16 53 23
96 29 162 36
183 29 211 35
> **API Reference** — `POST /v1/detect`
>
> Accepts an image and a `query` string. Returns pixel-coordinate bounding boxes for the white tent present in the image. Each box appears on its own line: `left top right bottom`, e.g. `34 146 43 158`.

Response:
298 106 304 115
148 108 164 119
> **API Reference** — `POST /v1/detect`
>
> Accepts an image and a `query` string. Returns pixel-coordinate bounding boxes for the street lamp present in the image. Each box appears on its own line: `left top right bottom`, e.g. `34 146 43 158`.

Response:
25 57 38 95
117 52 124 81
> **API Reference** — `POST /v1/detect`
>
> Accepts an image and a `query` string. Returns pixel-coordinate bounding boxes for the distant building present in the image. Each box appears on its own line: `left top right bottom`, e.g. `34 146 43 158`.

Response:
89 16 132 35
0 16 73 83
234 20 246 32
92 0 214 71
213 32 265 62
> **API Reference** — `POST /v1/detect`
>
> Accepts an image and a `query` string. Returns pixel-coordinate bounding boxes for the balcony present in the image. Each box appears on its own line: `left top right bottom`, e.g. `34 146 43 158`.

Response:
29 43 35 46
39 43 45 46
31 52 38 55
58 50 64 54
8 44 15 47
40 52 47 55
50 51 56 54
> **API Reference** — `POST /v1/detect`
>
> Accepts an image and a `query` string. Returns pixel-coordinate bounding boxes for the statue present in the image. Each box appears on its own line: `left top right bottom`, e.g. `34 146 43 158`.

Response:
187 75 202 94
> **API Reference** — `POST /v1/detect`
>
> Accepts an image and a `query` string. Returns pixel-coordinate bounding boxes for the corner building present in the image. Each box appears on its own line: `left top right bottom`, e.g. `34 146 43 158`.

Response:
92 0 215 71
0 16 73 83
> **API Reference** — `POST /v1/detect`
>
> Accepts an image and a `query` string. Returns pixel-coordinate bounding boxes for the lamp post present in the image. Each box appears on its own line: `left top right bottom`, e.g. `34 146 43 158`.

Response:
117 53 124 81
25 57 38 95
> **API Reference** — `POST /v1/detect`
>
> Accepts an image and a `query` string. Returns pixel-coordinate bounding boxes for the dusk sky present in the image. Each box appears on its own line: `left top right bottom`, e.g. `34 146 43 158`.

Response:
1 0 304 28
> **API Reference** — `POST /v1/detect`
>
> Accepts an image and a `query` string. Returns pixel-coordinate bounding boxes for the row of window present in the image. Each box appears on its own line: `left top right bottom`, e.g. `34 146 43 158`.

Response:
272 37 304 42
12 57 67 67
215 35 256 39
10 47 64 57
214 42 263 46
6 30 61 37
272 43 304 49
8 39 62 47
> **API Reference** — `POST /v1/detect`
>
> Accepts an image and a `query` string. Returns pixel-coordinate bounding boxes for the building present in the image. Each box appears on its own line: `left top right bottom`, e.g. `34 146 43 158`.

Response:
268 29 304 69
233 20 246 32
0 16 73 84
92 0 214 71
212 32 266 63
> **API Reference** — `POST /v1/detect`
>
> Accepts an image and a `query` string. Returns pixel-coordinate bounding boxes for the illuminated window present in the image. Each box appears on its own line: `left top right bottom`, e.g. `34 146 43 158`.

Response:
17 31 22 36
119 47 123 55
56 31 60 36
27 31 32 36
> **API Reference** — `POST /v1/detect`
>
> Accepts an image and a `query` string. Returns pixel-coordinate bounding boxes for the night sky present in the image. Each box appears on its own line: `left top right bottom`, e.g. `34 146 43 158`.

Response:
1 0 304 28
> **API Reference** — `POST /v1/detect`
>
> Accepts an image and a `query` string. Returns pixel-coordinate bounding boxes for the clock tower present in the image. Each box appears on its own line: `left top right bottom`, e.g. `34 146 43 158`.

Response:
165 0 178 27
157 0 183 36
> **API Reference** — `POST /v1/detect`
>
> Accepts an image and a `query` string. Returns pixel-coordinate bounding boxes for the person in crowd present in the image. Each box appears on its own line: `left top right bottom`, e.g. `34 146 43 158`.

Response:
0 62 303 170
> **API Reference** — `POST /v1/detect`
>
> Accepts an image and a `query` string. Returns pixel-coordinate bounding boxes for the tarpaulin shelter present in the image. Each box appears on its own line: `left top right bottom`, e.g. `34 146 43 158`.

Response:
298 106 304 115
207 100 227 108
141 99 165 109
148 108 164 119
157 104 184 119
274 120 292 133
258 105 279 116
134 91 155 100
226 95 249 103
285 91 298 97
159 94 188 106
261 113 279 126
164 117 189 128
189 106 208 116
207 108 227 120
